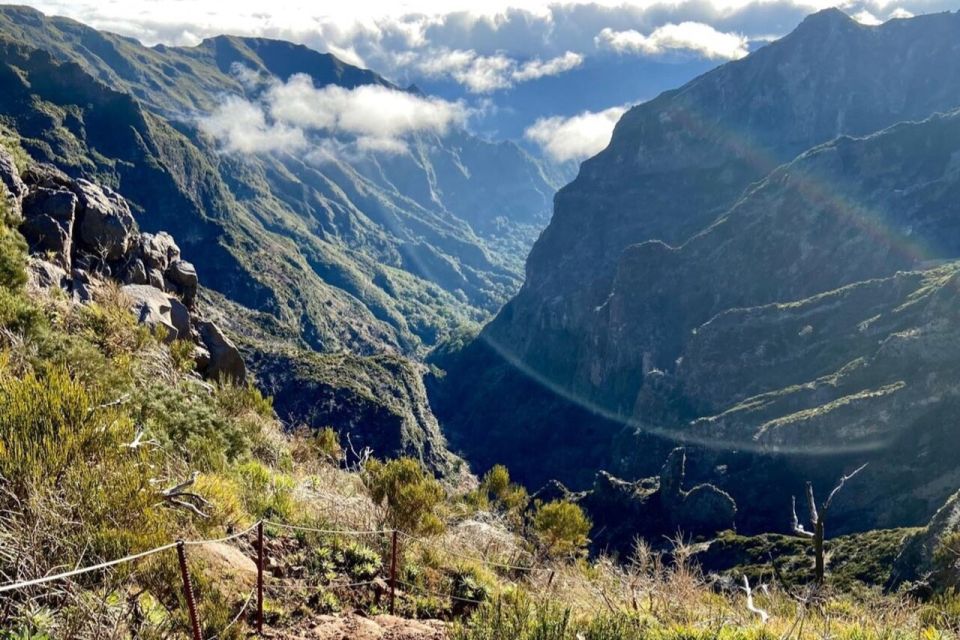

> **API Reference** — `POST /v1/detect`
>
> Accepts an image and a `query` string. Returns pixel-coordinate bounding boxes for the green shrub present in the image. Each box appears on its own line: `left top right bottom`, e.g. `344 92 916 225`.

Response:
362 457 445 536
531 500 591 559
234 460 295 519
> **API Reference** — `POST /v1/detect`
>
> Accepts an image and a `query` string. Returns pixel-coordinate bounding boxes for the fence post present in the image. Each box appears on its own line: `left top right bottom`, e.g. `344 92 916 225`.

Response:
176 541 202 640
389 530 398 615
257 520 264 636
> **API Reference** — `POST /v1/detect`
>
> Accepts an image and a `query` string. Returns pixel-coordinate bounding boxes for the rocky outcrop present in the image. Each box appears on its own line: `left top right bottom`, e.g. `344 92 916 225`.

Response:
7 158 245 382
551 448 736 554
248 347 465 481
71 178 135 261
890 490 960 593
197 320 245 382
0 147 26 206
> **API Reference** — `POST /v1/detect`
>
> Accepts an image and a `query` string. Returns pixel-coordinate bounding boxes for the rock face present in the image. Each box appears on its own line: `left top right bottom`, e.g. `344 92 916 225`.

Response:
0 147 26 205
248 347 465 480
20 187 76 267
890 490 960 592
432 10 960 535
72 179 135 260
7 157 245 382
197 320 246 382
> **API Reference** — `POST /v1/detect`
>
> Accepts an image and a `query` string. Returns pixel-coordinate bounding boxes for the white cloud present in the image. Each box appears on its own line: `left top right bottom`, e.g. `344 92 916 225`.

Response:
524 106 626 162
596 22 749 60
851 9 882 24
200 72 468 154
198 96 307 153
415 49 582 92
888 7 914 19
513 51 584 82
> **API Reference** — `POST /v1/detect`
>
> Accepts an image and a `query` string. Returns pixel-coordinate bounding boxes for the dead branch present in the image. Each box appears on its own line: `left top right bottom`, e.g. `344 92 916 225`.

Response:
742 575 770 624
823 463 868 511
158 471 210 518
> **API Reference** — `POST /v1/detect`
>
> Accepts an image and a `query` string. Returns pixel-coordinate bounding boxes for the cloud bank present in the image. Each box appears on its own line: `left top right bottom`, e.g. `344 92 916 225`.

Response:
200 72 468 154
524 106 627 162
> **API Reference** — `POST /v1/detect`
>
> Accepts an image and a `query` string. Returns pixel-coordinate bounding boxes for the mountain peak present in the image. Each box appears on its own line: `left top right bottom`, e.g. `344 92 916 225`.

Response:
794 7 859 33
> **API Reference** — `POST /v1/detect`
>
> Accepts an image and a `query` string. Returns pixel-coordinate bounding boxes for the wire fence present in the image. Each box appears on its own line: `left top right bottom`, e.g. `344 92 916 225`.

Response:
0 517 538 638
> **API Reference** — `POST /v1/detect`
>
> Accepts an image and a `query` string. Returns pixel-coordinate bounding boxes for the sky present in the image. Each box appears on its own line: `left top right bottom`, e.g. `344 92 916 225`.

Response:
19 0 959 162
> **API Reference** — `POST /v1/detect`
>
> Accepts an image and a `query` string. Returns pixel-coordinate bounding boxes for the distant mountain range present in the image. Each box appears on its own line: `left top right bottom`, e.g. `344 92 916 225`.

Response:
431 8 960 535
0 4 568 356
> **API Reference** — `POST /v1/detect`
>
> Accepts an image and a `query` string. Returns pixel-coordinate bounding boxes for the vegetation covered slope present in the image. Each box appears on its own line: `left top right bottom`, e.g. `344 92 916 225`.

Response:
431 9 960 536
0 4 566 356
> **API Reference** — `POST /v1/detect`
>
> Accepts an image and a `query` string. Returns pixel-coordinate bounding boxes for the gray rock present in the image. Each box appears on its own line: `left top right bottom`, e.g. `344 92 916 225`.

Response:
167 259 198 305
197 320 245 382
194 344 212 371
20 187 76 268
71 179 136 260
123 259 148 285
138 232 180 272
22 187 77 224
26 257 67 290
0 147 26 205
20 214 72 268
148 268 166 290
122 284 178 342
21 163 71 191
167 295 191 339
890 490 960 591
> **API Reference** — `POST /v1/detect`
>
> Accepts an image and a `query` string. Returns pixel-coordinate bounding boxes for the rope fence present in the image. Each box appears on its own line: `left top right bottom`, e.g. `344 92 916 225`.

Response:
0 517 538 638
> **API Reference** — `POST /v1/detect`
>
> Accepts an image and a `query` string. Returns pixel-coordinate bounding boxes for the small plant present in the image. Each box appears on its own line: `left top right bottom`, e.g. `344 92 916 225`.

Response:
531 500 591 559
362 457 445 536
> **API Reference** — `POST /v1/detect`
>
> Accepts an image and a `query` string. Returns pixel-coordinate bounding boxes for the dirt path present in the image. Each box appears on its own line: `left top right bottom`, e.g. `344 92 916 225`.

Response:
265 613 446 639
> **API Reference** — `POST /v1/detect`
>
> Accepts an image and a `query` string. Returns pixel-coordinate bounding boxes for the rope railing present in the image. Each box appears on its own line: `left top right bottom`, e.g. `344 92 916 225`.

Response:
1 517 534 638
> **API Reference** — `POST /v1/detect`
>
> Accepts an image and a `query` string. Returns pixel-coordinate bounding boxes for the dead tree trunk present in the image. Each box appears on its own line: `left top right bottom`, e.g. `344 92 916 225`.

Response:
789 464 867 586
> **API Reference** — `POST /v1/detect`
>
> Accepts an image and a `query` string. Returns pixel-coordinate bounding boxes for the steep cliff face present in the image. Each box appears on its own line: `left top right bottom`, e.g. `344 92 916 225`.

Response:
432 10 960 532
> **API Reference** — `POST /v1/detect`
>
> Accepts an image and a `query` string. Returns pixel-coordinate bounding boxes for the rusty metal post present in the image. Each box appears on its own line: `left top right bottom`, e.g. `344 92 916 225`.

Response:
176 541 202 640
257 520 265 635
389 530 398 615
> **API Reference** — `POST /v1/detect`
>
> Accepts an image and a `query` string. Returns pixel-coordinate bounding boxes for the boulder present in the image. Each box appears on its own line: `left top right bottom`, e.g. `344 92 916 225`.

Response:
71 179 135 260
167 259 198 305
122 259 148 285
26 257 67 290
21 163 71 191
122 284 178 342
20 187 77 268
0 147 26 205
148 268 166 290
138 232 180 272
167 295 191 339
197 320 245 382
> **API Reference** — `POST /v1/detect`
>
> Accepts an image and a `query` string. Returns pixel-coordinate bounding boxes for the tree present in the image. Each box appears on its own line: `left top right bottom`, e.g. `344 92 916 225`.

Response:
789 463 867 585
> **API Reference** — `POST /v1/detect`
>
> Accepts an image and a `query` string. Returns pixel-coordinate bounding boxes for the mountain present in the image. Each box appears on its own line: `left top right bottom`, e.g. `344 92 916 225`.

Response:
0 4 566 356
0 5 569 470
431 9 960 532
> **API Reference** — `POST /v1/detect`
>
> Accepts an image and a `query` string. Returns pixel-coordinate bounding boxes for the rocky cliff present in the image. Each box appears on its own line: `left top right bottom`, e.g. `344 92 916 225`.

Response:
432 9 960 533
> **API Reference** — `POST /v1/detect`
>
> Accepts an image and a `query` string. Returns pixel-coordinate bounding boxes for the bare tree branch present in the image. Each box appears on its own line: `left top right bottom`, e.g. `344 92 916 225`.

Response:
791 496 814 538
805 482 819 526
742 575 770 624
823 463 868 512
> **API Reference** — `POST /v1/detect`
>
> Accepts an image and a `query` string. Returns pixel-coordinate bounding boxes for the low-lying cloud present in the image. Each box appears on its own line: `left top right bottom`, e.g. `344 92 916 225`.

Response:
524 106 627 163
200 72 469 154
596 22 749 60
417 49 583 93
